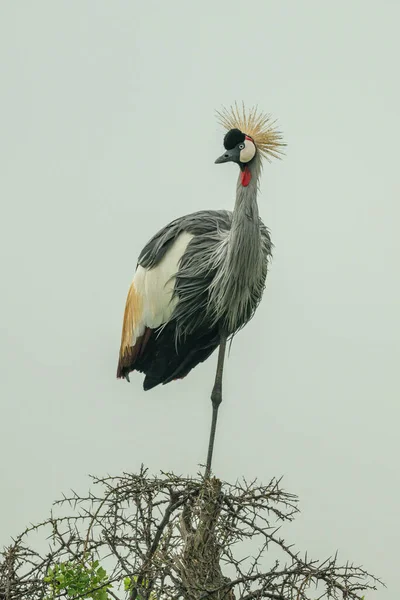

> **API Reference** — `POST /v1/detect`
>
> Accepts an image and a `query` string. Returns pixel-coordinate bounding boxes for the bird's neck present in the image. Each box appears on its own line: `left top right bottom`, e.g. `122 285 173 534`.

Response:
231 155 261 240
208 156 263 333
222 155 262 303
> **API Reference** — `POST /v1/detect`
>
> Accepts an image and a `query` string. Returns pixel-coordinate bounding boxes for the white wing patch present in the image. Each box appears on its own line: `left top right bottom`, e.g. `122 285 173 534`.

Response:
132 231 194 341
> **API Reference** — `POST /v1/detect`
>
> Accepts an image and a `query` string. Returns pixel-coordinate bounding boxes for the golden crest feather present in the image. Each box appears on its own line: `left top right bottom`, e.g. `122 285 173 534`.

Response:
216 102 285 161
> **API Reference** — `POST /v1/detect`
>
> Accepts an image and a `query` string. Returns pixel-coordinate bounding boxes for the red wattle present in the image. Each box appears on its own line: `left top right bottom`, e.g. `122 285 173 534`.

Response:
240 167 252 187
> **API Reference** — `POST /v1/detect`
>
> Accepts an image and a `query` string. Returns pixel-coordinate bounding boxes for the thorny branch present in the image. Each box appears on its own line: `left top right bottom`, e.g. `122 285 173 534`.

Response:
0 467 382 600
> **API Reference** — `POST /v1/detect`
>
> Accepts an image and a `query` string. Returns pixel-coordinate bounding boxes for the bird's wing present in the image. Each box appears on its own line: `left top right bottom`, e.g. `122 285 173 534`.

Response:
117 210 232 378
138 210 232 269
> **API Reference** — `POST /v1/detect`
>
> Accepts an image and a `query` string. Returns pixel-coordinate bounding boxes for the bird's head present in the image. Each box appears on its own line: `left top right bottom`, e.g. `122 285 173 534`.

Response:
215 128 257 166
214 103 285 170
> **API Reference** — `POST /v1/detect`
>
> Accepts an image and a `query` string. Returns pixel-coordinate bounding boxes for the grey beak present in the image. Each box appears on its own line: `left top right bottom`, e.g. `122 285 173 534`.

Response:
215 148 237 164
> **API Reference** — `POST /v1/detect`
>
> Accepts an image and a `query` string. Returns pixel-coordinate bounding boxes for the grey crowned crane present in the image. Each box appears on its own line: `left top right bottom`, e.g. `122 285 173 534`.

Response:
117 104 284 475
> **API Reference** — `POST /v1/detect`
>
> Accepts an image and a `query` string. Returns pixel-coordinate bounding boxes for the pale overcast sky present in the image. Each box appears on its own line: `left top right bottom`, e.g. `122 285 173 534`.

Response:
0 2 399 598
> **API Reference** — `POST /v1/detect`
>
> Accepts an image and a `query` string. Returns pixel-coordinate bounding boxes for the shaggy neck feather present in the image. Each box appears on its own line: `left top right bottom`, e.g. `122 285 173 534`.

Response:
228 154 262 280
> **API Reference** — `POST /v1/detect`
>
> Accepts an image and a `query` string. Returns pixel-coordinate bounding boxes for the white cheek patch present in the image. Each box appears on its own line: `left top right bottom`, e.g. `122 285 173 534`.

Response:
239 139 256 163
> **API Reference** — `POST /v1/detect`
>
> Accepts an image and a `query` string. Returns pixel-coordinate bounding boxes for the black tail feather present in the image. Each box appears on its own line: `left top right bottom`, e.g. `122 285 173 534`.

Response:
131 321 219 390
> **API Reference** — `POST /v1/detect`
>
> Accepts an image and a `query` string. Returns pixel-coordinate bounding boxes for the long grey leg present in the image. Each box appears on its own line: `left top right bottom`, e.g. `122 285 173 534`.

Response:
205 331 227 479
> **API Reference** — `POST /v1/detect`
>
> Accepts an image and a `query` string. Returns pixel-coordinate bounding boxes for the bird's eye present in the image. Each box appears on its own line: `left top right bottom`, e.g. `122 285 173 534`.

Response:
238 143 245 150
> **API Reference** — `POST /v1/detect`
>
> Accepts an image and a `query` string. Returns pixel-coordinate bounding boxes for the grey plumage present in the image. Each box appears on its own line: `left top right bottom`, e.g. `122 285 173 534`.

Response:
138 152 272 342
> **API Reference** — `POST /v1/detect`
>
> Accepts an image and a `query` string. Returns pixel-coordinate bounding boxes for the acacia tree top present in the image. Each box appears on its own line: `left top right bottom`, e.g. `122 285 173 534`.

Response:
0 468 382 600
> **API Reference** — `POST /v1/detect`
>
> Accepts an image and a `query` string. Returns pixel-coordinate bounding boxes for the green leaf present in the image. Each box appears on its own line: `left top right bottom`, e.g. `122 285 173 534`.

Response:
96 566 107 580
43 558 113 600
124 577 132 591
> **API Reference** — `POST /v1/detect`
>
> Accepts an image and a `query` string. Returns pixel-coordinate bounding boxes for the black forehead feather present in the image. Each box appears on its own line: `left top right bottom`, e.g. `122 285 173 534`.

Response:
223 128 245 150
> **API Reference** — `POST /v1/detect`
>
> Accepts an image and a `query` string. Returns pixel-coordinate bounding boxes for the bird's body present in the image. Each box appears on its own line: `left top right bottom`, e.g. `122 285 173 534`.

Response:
117 105 284 406
117 202 272 390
